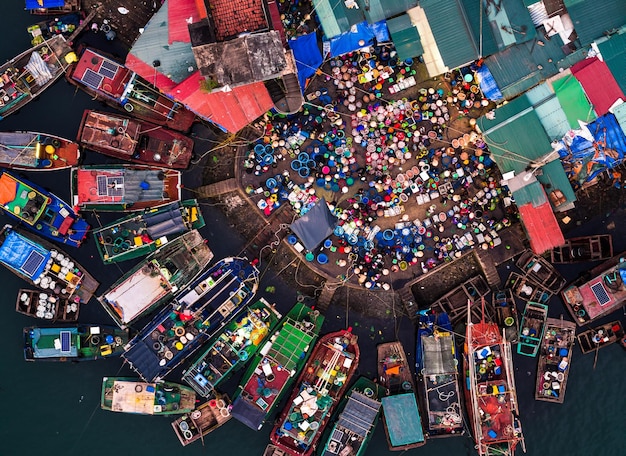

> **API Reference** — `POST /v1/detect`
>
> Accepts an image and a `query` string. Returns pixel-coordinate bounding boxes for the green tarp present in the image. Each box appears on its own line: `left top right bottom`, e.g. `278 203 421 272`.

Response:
387 14 423 61
552 75 596 129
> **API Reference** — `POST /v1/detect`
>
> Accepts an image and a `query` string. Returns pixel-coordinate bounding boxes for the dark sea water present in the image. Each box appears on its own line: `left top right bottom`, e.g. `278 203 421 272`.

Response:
1 4 625 456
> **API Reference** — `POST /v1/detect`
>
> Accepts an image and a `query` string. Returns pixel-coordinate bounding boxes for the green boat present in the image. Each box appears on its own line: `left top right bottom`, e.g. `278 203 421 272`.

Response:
182 298 283 398
517 302 549 357
230 302 325 431
93 199 205 264
318 376 385 456
101 377 196 415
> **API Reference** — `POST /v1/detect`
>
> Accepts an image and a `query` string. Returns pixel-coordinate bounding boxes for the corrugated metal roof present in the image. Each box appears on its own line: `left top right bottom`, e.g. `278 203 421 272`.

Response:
525 83 570 140
313 0 365 39
387 14 423 61
481 0 537 49
168 0 205 44
358 0 418 24
597 33 626 96
518 200 565 254
612 103 626 137
536 159 576 209
460 0 498 58
571 57 625 116
551 73 596 128
563 0 626 45
512 180 547 207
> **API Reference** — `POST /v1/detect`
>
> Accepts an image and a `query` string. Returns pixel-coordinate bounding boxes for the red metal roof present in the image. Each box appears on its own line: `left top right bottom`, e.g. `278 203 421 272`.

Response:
125 53 179 91
518 201 565 255
168 0 207 44
210 0 268 41
571 57 625 116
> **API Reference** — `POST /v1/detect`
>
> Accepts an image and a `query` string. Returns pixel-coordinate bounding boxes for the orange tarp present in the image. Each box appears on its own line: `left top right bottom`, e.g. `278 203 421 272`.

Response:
0 174 17 205
385 365 401 376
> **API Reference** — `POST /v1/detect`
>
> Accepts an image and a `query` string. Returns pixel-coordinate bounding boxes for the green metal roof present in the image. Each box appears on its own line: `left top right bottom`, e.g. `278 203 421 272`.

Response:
552 74 596 129
597 33 626 95
460 0 499 58
480 0 537 50
387 14 423 61
563 0 626 45
536 160 576 209
313 0 365 39
357 0 417 24
512 180 546 207
525 84 571 140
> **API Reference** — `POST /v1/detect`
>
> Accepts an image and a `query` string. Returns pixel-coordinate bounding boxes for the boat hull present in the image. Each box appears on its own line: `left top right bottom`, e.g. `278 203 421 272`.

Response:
16 288 78 322
171 394 232 446
535 318 576 403
517 302 549 357
0 131 80 170
101 377 196 415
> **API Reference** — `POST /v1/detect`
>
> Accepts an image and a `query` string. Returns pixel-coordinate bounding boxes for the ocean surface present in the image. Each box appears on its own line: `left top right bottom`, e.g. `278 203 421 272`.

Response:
1 4 625 456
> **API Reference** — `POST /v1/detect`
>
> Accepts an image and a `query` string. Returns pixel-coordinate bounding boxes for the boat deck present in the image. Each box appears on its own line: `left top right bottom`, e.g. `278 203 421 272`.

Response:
518 303 548 357
171 396 232 446
550 235 613 263
492 289 519 343
0 132 79 170
378 342 415 394
577 321 624 354
16 288 78 322
102 378 195 415
536 318 576 403
381 393 425 449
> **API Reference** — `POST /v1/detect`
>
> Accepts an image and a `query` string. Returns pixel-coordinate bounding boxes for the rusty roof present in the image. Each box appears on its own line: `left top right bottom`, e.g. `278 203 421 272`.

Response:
208 0 269 41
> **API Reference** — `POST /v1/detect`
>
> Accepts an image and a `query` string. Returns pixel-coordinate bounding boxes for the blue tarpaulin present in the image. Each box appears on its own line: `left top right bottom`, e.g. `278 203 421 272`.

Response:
26 0 65 9
371 20 390 43
0 229 50 280
290 33 323 91
328 22 376 58
476 64 503 101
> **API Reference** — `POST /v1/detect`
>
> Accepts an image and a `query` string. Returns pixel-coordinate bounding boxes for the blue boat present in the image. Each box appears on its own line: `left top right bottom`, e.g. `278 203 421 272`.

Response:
0 170 88 247
122 257 260 382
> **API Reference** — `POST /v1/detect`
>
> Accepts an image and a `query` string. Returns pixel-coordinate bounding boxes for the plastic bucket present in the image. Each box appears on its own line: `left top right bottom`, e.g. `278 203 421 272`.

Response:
298 167 310 178
287 235 297 245
291 160 302 171
317 253 328 264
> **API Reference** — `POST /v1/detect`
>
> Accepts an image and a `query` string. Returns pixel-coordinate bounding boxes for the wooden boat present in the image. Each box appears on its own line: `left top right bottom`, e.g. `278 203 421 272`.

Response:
464 300 525 456
71 164 182 212
230 302 325 431
93 199 205 264
77 110 194 169
506 272 553 304
24 324 128 361
317 376 385 456
182 298 282 398
535 318 576 403
492 289 519 343
101 377 196 415
27 13 84 45
515 250 566 292
429 274 492 326
577 321 624 355
0 35 74 119
97 229 214 328
0 131 80 170
66 47 196 132
415 313 464 437
0 170 89 247
517 302 549 357
122 257 260 382
561 252 626 325
378 341 425 450
269 328 360 456
0 224 99 304
26 0 80 15
171 394 232 446
550 235 613 264
16 288 78 321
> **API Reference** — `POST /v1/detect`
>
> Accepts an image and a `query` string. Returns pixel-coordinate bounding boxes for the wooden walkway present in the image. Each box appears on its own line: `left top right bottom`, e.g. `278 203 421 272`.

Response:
315 283 336 313
195 179 238 198
397 286 419 323
475 249 501 289
67 4 101 45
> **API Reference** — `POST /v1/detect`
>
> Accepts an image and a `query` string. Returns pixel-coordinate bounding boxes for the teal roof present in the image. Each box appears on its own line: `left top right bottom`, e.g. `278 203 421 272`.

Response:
512 180 546 207
597 33 626 95
480 0 537 50
357 0 417 24
536 159 576 208
313 0 365 39
387 14 423 61
381 393 424 447
460 0 499 57
525 84 570 140
613 103 626 137
564 0 626 45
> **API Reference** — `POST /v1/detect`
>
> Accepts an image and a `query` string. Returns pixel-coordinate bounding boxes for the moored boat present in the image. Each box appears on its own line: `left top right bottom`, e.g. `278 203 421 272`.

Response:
378 341 425 450
27 12 84 45
0 170 88 246
506 272 553 304
26 0 80 15
16 288 78 321
97 229 214 328
0 131 80 170
77 110 194 169
492 289 519 343
71 164 182 212
550 235 613 264
518 302 549 357
535 318 576 403
122 257 260 382
230 302 325 431
171 394 232 446
101 377 196 415
577 321 624 355
182 298 282 398
515 250 566 292
93 199 205 264
269 328 360 456
24 324 128 361
0 224 99 304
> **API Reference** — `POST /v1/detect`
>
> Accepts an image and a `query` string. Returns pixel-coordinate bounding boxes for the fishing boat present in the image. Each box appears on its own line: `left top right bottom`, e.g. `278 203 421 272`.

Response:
517 302 548 357
16 288 78 321
93 199 205 264
27 13 83 45
535 318 576 403
550 235 613 264
269 328 360 456
97 229 214 328
0 35 75 119
24 324 128 361
230 302 325 431
0 225 99 304
0 131 80 170
415 313 464 437
77 110 194 169
101 377 196 415
506 272 553 304
171 394 232 446
492 290 519 344
182 298 282 398
122 257 260 382
26 0 80 15
71 164 182 211
515 250 566 292
378 341 425 450
317 376 385 456
464 299 525 456
577 321 624 355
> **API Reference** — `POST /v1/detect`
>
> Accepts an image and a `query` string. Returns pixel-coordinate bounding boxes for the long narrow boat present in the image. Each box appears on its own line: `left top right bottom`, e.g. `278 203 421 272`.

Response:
16 288 78 321
269 328 360 456
416 313 464 437
230 302 324 431
171 394 232 446
66 47 196 132
535 318 576 403
182 298 282 398
0 224 99 304
378 341 425 451
97 229 214 328
464 300 525 456
101 377 196 415
24 324 128 361
492 289 519 344
0 170 89 246
317 376 385 456
577 321 624 355
0 35 74 119
93 199 205 264
550 235 613 264
515 250 566 292
122 257 260 382
71 164 182 212
77 110 194 169
518 302 549 357
506 272 553 304
26 0 80 16
0 131 80 170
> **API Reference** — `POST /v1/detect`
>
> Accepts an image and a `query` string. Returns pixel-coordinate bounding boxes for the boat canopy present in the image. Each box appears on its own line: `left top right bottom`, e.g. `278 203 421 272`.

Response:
381 393 424 447
25 0 65 9
0 173 17 205
0 229 50 279
29 327 78 359
422 335 456 376
144 204 186 239
336 391 381 438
